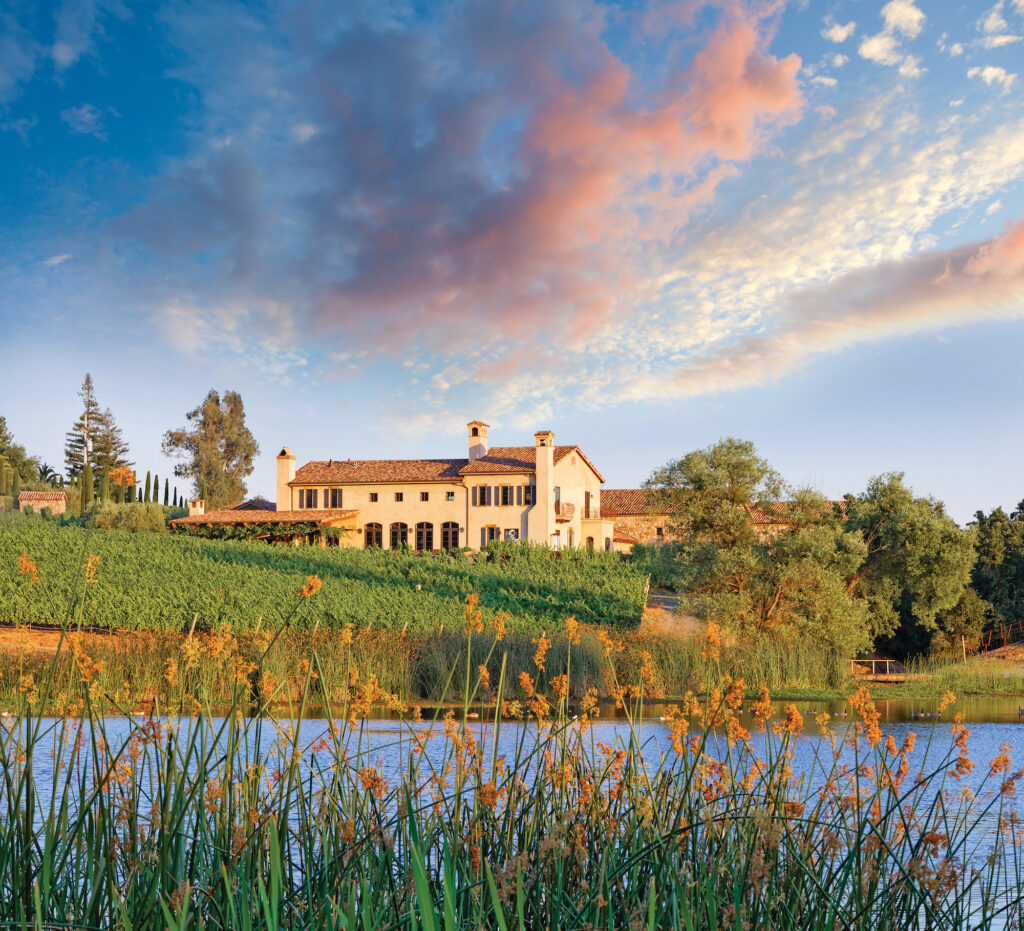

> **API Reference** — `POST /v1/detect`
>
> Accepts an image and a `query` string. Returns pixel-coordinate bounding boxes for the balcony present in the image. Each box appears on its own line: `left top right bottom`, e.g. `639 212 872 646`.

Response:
554 501 575 522
581 506 602 520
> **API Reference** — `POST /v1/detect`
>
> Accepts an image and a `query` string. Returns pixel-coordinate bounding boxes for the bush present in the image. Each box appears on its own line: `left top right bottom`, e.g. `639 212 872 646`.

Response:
88 503 168 534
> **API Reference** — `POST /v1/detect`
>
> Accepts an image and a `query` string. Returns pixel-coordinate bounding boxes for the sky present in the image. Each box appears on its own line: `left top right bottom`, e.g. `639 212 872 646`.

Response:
1 0 1023 523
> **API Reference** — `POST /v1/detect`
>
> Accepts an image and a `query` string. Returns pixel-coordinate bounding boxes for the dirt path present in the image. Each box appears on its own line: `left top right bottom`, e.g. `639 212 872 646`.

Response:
641 588 702 638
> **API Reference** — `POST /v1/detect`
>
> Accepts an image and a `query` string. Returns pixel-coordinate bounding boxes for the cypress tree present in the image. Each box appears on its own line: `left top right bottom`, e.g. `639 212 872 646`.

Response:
164 478 169 506
80 462 93 513
152 473 159 505
100 470 110 502
137 486 142 503
144 471 152 504
12 469 20 503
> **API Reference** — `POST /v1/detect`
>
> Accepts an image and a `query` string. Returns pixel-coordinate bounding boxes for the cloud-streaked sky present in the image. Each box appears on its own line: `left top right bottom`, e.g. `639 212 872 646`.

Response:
1 0 1023 521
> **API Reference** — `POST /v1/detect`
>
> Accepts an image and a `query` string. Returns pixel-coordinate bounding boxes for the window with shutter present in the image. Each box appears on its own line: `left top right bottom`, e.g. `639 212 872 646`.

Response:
516 485 522 506
472 486 478 506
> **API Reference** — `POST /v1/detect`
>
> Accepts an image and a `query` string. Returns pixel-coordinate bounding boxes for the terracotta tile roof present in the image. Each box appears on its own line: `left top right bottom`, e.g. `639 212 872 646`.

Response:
461 445 605 481
292 459 467 485
170 508 357 527
18 491 68 502
230 498 277 511
613 530 640 544
290 445 605 484
746 500 848 525
601 488 673 516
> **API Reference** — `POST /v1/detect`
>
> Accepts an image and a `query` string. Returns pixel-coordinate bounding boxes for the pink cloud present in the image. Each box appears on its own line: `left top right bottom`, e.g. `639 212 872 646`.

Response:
314 1 803 356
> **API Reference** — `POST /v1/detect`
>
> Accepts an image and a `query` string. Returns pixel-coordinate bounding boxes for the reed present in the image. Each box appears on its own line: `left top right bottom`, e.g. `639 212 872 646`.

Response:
0 568 1022 928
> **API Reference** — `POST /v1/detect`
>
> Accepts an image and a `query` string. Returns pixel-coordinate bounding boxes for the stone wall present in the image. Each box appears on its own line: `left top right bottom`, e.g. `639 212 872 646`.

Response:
613 513 674 545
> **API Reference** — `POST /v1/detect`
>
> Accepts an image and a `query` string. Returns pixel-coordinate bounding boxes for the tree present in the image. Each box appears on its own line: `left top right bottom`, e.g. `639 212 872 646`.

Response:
164 478 169 506
100 469 111 502
144 471 152 504
80 462 93 513
92 408 132 475
36 463 56 485
162 390 259 509
646 438 785 548
12 468 20 502
646 440 870 656
845 473 976 651
970 504 1024 626
65 377 132 479
65 375 101 479
0 416 39 486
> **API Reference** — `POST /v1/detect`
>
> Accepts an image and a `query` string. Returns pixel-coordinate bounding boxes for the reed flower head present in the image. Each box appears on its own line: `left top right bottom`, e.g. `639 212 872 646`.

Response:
464 593 484 634
564 616 581 645
18 552 39 584
82 554 100 584
519 672 535 697
702 622 721 663
299 574 322 598
532 634 551 671
491 610 508 641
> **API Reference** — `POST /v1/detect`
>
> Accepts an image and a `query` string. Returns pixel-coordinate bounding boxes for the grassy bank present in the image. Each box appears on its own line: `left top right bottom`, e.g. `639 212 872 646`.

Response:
0 623 852 711
0 515 646 634
1 589 1023 928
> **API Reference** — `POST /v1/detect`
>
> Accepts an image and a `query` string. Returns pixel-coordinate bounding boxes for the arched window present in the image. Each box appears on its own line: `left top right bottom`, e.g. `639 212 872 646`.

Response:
441 521 459 550
586 536 594 551
364 523 382 548
390 522 409 549
415 521 434 551
471 426 479 437
604 537 611 551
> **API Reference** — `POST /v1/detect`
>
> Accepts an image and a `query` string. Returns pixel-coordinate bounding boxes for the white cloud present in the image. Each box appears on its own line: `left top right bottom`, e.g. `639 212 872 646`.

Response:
821 18 856 43
859 1 926 76
811 75 838 87
859 32 902 66
43 253 72 266
986 200 1003 215
983 34 1021 47
899 55 923 78
882 0 926 37
968 65 1018 92
60 102 106 138
290 123 317 143
949 42 964 56
831 54 849 67
980 2 1009 34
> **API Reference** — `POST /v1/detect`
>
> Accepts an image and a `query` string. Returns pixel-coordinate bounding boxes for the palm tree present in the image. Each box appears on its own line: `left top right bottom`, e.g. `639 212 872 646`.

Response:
36 463 57 486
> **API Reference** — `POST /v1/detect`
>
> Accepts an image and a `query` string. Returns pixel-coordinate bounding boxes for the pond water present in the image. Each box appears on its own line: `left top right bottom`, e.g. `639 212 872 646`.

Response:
5 694 1024 811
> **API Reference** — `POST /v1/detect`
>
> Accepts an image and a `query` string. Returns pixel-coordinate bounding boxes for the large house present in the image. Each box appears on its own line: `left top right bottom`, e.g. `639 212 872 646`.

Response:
172 422 618 551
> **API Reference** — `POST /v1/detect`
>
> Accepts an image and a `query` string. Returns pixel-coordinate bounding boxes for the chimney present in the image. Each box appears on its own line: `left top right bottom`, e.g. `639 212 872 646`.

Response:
277 446 296 510
468 421 490 462
188 499 206 517
528 430 555 545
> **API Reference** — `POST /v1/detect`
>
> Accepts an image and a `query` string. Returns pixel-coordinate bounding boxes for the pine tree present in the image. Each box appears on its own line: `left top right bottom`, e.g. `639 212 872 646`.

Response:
65 375 101 479
144 471 152 504
164 478 169 506
93 408 133 475
200 478 208 506
80 462 93 513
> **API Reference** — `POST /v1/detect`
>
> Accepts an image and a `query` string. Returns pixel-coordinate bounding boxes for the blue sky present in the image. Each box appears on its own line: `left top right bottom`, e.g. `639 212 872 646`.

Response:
1 0 1023 522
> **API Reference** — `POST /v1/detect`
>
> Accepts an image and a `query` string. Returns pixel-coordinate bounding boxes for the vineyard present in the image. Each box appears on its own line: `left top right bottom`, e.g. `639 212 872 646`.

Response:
0 517 646 634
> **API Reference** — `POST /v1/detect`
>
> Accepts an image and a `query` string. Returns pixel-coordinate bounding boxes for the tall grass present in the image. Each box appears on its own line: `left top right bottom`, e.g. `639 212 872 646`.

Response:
1 569 1023 927
0 625 846 709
